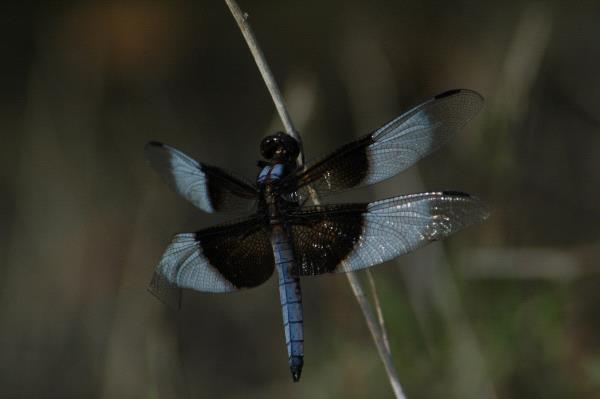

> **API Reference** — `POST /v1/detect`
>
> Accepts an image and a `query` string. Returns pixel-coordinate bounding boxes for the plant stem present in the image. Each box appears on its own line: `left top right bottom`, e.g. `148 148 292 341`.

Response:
223 1 404 397
223 0 299 143
347 271 406 399
366 269 391 353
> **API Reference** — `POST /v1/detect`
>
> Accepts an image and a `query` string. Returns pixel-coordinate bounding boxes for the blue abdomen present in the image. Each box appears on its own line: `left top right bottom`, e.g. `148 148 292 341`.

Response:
271 225 304 382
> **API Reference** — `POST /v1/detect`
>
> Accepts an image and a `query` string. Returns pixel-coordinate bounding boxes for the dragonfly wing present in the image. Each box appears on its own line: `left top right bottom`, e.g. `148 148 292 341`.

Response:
149 216 274 307
287 191 488 276
145 141 258 213
281 90 483 199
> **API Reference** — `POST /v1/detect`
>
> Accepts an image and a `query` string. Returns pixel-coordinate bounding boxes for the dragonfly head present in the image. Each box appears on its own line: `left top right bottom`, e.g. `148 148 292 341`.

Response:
260 132 300 163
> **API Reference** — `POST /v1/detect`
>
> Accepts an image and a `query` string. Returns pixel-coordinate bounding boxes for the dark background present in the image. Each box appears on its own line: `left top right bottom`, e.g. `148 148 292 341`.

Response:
1 1 599 398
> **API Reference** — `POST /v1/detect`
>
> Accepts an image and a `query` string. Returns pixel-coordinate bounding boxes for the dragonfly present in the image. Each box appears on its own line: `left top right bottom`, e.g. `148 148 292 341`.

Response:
146 89 488 382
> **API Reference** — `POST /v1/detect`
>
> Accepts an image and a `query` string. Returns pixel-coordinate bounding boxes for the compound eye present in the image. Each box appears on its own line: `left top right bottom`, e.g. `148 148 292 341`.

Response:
261 132 300 161
260 135 280 160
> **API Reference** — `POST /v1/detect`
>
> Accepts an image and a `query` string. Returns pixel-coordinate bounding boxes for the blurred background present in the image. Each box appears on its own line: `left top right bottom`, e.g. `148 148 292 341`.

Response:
1 1 599 398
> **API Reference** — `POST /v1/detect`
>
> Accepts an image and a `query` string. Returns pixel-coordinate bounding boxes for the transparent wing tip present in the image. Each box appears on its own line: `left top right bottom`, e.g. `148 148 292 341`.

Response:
441 190 491 224
434 88 484 102
148 271 182 310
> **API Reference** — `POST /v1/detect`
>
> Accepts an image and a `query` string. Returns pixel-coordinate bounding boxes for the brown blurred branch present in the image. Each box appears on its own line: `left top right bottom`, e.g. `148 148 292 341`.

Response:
223 1 405 397
459 247 581 280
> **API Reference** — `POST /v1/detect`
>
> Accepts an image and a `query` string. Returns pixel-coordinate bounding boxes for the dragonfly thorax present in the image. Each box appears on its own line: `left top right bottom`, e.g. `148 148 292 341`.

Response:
257 163 299 224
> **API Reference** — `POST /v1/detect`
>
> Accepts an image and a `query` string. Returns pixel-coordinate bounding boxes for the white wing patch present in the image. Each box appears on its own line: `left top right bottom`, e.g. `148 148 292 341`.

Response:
363 90 483 185
338 192 488 273
145 143 215 213
167 151 215 213
156 234 237 293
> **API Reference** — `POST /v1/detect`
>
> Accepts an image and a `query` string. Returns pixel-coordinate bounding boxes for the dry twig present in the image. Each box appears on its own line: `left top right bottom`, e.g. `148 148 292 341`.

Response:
223 1 405 397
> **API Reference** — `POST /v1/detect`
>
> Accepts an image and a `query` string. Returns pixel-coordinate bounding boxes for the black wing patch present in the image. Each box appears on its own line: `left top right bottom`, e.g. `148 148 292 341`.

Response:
288 204 367 275
280 89 483 199
145 141 258 213
149 216 274 307
287 192 488 276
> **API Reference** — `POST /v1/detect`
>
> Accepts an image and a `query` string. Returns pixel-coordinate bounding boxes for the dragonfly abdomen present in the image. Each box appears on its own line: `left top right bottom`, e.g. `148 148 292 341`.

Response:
271 225 304 382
